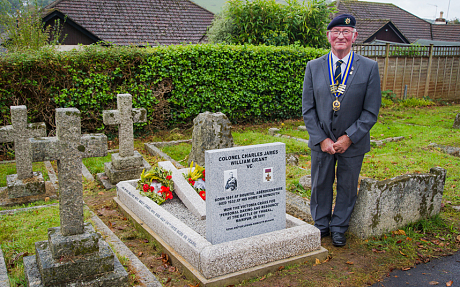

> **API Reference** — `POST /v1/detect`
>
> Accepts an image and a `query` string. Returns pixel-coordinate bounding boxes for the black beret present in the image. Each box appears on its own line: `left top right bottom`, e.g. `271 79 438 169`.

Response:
327 14 356 30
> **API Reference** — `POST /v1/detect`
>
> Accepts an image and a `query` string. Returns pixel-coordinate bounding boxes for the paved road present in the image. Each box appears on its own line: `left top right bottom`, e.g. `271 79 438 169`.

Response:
372 251 460 286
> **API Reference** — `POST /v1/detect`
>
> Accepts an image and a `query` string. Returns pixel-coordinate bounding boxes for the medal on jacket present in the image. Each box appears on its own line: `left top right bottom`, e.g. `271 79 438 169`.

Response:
328 51 354 111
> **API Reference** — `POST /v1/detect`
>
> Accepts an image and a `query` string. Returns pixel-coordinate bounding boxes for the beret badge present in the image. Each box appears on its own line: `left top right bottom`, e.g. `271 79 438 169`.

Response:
345 18 351 24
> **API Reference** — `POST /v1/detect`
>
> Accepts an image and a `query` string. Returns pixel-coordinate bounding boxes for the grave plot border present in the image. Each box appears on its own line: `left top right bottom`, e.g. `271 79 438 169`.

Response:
115 180 327 287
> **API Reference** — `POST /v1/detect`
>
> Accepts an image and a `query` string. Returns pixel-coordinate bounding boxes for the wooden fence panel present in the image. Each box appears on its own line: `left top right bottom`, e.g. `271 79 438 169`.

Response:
353 44 460 101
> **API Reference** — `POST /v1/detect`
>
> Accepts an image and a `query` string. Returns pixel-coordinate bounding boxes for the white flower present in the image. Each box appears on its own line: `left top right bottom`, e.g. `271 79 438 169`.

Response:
194 178 206 190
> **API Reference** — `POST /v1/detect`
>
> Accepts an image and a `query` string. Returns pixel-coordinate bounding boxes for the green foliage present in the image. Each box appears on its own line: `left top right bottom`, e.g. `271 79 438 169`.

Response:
207 0 334 48
380 90 435 108
0 44 326 131
0 0 65 52
390 44 428 57
399 97 435 107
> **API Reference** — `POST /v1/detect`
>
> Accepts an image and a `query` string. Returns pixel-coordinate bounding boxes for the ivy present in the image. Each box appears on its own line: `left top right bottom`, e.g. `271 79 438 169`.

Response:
0 44 327 132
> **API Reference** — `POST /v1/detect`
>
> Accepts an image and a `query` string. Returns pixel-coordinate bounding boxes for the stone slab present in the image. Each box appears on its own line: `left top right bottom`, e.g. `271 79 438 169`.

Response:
349 167 446 239
82 163 95 181
205 143 286 245
0 247 9 287
96 173 115 190
116 180 324 279
158 161 206 220
43 161 58 189
24 250 128 287
114 195 327 286
48 223 101 259
200 223 320 278
6 172 45 199
104 159 151 185
286 191 313 223
111 151 144 170
0 181 57 207
34 239 114 285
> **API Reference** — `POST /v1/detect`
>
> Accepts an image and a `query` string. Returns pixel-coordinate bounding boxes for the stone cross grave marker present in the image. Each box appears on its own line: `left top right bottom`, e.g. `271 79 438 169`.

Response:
0 105 46 198
205 142 286 245
31 108 107 235
24 108 128 286
102 94 150 184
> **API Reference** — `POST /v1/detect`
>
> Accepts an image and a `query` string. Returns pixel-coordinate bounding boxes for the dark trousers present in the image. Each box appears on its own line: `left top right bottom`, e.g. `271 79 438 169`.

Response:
310 150 364 234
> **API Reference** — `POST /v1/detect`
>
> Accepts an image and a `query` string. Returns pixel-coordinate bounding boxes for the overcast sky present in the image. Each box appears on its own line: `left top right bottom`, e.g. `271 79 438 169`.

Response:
368 0 459 20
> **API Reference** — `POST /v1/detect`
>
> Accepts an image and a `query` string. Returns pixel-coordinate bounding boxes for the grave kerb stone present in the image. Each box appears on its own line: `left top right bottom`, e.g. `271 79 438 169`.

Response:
158 161 206 219
102 94 146 158
0 105 46 180
205 142 286 245
116 180 325 280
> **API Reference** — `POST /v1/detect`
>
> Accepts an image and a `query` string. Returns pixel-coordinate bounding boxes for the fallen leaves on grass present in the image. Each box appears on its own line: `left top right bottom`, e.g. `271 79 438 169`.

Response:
346 261 354 265
157 253 170 265
392 230 406 235
372 248 386 253
277 266 285 271
399 251 407 256
446 281 453 286
259 275 266 281
401 267 411 271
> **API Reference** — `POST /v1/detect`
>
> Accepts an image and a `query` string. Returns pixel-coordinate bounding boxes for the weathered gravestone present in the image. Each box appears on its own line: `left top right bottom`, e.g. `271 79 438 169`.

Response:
205 142 287 244
22 108 128 286
188 111 233 166
349 167 446 239
102 94 151 185
0 106 47 199
453 113 460 129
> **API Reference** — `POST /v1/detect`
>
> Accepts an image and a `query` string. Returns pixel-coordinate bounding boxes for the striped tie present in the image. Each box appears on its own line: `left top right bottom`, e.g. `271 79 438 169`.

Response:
334 60 343 85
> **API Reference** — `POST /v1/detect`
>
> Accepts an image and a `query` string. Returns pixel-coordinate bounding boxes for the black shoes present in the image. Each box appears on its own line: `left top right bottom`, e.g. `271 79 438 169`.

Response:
331 232 346 247
320 230 330 238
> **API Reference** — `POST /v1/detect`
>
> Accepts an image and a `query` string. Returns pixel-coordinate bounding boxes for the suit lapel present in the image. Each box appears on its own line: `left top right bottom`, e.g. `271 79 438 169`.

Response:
340 54 360 100
321 54 335 100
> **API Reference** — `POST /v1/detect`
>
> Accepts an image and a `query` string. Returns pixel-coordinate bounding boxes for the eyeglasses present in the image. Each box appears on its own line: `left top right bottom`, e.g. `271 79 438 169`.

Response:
329 30 354 37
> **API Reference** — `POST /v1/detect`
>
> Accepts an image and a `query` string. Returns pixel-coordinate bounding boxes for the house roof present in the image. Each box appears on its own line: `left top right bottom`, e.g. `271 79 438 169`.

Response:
43 0 215 46
337 0 432 43
355 19 409 44
431 25 460 42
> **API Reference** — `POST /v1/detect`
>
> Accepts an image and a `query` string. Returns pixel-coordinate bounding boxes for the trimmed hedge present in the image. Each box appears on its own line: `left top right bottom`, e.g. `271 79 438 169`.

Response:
0 44 327 133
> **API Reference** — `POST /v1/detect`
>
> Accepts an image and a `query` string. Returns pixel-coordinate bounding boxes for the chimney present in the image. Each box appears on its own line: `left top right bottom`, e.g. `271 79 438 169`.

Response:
435 11 446 24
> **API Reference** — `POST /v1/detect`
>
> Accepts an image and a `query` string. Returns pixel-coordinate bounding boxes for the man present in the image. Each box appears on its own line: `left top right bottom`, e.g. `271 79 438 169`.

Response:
302 14 381 247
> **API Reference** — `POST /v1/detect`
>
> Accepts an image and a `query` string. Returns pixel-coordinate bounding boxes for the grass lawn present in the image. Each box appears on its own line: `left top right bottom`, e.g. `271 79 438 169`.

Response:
0 102 459 286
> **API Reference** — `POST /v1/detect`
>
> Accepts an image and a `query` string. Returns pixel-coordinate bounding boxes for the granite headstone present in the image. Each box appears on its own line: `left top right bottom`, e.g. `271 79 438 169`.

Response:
205 142 286 245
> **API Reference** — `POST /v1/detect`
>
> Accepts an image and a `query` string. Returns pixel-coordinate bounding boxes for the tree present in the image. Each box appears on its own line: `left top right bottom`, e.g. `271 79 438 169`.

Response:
448 17 460 24
0 0 64 52
206 0 335 48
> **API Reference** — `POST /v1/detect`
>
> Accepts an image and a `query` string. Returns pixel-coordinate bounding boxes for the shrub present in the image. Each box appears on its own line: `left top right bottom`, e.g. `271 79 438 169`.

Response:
0 44 327 133
206 0 334 48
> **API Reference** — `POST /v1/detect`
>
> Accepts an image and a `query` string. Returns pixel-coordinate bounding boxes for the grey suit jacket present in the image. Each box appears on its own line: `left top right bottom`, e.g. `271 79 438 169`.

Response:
302 53 381 157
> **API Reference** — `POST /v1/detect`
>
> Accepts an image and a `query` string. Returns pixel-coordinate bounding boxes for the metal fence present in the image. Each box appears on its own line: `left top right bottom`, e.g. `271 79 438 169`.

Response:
352 44 460 101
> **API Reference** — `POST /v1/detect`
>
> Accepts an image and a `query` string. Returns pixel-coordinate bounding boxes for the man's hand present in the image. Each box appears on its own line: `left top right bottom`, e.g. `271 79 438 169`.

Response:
320 138 336 154
333 135 352 154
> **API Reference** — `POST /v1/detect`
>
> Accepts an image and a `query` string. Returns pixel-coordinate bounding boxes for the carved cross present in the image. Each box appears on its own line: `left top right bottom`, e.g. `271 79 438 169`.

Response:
103 94 146 157
0 106 46 180
30 108 107 236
